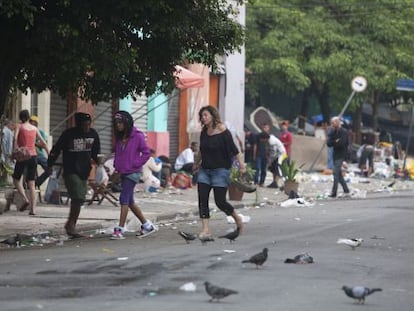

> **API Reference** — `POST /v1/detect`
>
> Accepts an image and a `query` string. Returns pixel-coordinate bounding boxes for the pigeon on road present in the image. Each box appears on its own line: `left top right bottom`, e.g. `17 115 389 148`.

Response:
204 281 238 302
178 231 196 244
284 253 314 264
218 227 240 243
337 238 363 250
342 285 382 304
241 248 268 268
1 234 21 247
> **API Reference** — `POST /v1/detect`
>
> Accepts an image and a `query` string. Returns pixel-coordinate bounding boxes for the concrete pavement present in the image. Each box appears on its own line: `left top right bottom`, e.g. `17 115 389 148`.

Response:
0 172 412 242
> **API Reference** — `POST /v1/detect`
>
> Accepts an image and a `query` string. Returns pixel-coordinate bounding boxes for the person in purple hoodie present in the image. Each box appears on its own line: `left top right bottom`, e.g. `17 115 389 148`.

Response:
110 111 157 239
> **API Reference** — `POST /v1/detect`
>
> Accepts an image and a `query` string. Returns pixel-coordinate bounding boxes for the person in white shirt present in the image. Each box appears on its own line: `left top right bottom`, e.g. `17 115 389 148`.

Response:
1 119 15 172
267 134 287 188
175 142 198 173
142 149 162 192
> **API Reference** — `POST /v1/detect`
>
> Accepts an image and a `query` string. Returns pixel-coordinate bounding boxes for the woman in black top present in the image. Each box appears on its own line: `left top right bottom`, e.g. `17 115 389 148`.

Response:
194 106 246 240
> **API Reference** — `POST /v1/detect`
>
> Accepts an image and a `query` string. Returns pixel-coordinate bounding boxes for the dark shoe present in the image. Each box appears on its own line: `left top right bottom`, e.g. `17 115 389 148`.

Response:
266 182 278 188
328 194 336 198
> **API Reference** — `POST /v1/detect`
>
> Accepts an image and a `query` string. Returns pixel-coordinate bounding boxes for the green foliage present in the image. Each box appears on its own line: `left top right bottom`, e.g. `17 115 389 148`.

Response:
246 0 414 117
280 160 299 182
230 164 256 183
0 0 245 114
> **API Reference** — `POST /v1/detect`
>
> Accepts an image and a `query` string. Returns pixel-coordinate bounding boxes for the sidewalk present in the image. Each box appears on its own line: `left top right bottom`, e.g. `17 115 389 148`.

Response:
0 173 412 242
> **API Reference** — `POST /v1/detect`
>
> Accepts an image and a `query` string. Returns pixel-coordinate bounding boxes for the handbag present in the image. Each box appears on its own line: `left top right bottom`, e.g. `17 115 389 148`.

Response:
11 146 31 162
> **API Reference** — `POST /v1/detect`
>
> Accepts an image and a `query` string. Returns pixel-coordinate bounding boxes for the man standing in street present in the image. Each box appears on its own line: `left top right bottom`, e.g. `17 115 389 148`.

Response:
253 123 270 186
47 112 101 239
326 116 350 198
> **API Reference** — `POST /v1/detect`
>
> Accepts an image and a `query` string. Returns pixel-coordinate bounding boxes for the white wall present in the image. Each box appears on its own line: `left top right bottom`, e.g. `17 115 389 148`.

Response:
219 2 246 142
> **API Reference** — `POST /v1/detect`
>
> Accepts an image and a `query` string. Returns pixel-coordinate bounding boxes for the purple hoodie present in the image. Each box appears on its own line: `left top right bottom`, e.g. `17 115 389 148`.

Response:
114 127 150 174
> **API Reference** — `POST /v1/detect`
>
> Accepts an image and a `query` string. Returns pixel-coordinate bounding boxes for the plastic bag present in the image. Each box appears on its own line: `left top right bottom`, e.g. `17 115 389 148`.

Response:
45 174 59 204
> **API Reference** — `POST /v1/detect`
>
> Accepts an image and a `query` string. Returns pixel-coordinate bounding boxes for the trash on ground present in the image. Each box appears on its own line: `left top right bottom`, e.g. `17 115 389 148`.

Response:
179 282 197 292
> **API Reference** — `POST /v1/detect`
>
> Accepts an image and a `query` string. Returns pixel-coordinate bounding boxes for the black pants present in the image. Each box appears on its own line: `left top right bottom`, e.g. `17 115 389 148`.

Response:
331 158 349 196
198 183 234 218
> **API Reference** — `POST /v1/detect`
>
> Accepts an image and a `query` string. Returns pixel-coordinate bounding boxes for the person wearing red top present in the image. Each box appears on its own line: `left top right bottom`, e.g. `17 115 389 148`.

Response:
12 110 48 215
280 121 293 162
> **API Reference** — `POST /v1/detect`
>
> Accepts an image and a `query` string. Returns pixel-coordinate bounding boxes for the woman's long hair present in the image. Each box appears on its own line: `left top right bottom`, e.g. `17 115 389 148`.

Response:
113 111 134 140
198 105 222 130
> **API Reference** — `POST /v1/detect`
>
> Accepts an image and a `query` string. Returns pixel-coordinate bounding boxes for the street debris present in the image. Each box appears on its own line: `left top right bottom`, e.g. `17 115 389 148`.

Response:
179 282 196 292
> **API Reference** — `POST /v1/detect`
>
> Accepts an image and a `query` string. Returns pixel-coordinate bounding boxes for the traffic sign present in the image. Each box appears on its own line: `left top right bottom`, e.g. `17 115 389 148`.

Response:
351 76 367 92
396 79 414 91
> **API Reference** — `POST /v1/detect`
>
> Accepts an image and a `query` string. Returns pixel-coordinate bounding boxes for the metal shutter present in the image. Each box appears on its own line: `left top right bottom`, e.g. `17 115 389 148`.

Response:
130 93 148 132
49 92 68 146
168 89 180 161
93 102 113 157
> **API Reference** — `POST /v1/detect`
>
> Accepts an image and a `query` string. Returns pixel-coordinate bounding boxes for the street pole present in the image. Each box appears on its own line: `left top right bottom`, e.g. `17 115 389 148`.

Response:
308 90 355 172
339 90 356 117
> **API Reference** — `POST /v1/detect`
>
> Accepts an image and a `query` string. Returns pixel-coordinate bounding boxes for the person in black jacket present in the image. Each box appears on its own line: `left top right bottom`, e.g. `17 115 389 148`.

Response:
326 117 350 198
47 112 101 238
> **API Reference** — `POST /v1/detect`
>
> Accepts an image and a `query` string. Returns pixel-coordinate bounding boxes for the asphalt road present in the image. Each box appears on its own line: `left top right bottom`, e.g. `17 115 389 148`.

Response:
1 192 413 311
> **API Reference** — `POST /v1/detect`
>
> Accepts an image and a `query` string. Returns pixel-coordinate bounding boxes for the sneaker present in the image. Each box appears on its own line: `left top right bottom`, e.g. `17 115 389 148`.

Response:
111 227 125 240
137 222 158 237
328 194 336 198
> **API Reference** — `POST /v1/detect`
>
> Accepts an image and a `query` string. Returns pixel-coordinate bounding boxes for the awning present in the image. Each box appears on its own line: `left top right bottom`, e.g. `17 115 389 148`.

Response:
174 65 205 89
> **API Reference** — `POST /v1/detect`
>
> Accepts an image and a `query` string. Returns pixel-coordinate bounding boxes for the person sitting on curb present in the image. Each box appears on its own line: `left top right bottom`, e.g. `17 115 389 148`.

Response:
175 142 199 185
141 148 162 193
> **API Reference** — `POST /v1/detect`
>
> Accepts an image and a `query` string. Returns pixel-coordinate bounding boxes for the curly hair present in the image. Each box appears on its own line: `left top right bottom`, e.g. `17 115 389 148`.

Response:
113 110 134 140
198 105 222 129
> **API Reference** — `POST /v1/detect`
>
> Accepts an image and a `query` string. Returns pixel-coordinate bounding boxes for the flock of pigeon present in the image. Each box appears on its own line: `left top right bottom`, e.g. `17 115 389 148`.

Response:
1 225 382 304
177 228 382 304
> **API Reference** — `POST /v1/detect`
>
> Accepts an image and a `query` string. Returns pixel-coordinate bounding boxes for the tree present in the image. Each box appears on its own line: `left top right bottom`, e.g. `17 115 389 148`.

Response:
246 0 414 132
0 0 245 115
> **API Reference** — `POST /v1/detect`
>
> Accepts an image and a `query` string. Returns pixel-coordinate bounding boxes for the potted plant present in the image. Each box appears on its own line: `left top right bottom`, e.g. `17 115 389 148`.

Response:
280 160 299 195
229 164 256 201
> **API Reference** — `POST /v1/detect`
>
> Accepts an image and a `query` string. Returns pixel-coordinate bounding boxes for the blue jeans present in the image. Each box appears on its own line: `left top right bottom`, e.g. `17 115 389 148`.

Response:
254 156 267 185
197 168 230 187
36 155 50 186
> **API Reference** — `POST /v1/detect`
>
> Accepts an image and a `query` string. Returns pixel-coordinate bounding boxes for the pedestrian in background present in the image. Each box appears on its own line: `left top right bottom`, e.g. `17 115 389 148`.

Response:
267 134 286 189
29 115 50 187
111 111 157 239
194 105 245 240
175 141 199 185
48 112 100 238
326 116 350 198
142 148 162 192
280 121 293 162
244 127 255 164
13 110 48 215
1 118 15 174
253 123 270 186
